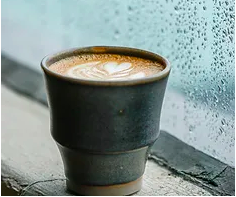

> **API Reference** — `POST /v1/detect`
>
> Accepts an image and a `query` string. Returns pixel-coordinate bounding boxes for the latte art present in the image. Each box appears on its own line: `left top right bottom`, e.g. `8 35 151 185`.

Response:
67 61 147 80
49 54 164 81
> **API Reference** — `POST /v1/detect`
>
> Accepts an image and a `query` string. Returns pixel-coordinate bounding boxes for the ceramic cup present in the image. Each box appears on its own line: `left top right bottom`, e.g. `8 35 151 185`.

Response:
41 46 170 196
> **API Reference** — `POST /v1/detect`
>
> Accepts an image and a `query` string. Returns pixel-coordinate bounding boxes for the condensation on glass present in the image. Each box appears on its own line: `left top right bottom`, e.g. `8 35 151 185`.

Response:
2 0 235 166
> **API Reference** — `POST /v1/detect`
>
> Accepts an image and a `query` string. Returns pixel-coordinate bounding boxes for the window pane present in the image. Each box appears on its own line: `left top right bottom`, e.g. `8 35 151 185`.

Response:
2 0 234 166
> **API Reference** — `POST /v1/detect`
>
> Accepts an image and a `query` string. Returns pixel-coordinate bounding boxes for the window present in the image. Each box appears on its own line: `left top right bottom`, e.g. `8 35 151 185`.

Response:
2 0 234 166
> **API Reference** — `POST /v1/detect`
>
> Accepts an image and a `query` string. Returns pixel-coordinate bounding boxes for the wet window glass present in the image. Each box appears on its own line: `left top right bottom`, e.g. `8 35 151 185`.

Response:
2 0 234 166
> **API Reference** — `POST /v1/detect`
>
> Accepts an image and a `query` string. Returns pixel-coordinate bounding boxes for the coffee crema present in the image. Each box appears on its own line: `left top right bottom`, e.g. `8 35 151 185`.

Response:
49 54 164 80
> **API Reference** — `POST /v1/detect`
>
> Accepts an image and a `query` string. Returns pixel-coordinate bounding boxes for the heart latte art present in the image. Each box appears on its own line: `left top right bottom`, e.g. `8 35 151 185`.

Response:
67 61 149 80
49 54 163 80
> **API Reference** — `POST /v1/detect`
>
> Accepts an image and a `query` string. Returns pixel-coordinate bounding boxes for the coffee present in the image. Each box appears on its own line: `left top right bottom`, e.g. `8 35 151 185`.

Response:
49 54 164 80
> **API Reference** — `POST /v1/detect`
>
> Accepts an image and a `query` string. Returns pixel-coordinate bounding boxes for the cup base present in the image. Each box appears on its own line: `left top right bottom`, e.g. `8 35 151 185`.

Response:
66 176 142 196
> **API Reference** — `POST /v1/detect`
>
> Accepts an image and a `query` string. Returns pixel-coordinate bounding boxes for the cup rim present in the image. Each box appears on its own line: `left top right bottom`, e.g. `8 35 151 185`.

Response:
41 46 171 86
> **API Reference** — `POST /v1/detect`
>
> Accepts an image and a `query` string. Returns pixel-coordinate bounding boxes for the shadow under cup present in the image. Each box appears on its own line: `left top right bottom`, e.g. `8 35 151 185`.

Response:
41 46 171 196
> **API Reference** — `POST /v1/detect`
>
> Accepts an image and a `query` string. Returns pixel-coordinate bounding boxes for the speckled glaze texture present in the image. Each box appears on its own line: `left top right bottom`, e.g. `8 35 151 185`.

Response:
58 144 149 185
41 46 170 195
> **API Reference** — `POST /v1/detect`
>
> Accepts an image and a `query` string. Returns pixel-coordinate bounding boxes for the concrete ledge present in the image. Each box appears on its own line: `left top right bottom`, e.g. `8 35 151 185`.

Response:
1 54 235 196
152 131 235 195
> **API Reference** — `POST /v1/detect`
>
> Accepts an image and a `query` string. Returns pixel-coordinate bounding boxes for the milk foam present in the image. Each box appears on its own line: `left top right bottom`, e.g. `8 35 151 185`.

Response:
67 61 147 80
49 54 164 81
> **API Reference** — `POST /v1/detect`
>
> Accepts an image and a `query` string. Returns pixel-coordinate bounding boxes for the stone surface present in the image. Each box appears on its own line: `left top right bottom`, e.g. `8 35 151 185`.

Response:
2 55 234 195
1 86 211 196
151 131 235 196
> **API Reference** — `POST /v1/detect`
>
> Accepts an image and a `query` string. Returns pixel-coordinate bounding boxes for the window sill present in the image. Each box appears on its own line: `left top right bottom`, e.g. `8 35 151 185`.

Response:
1 54 234 196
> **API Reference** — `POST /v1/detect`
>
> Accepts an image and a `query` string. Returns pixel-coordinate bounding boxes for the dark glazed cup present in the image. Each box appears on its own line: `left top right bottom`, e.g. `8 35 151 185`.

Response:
41 46 170 196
